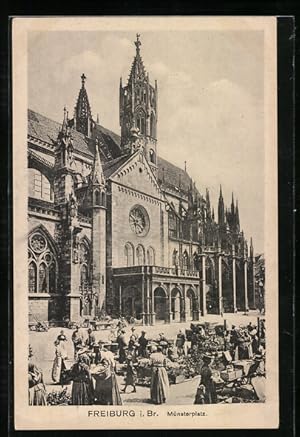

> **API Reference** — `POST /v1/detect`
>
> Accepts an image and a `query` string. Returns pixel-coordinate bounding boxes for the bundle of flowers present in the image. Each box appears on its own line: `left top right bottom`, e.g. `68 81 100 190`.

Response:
46 387 71 406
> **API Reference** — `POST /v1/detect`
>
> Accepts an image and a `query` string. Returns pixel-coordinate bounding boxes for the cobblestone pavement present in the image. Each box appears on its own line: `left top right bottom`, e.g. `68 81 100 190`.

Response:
29 311 262 405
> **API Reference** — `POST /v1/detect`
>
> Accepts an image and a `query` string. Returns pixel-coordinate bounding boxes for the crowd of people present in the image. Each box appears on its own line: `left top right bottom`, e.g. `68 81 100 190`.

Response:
28 318 266 406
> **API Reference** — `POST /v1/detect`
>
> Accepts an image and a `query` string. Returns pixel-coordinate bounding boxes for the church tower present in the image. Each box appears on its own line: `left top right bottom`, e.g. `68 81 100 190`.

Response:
90 139 107 313
119 34 158 174
218 185 225 226
74 73 93 137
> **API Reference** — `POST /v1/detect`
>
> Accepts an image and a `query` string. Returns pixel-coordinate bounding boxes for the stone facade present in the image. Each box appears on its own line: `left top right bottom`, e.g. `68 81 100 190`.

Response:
27 35 256 325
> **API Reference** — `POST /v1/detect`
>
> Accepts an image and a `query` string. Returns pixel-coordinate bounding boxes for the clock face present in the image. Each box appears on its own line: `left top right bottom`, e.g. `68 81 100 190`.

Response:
129 205 150 237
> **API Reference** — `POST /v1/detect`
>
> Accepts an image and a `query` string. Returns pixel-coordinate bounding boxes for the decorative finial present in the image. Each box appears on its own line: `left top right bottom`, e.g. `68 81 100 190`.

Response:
135 33 141 54
184 160 187 172
81 73 86 86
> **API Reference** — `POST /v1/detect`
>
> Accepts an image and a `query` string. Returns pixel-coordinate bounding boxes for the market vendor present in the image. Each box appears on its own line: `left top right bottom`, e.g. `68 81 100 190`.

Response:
91 352 122 405
149 345 170 405
86 328 96 350
117 329 128 364
197 354 217 404
138 331 148 357
122 352 137 394
175 330 186 356
167 341 178 362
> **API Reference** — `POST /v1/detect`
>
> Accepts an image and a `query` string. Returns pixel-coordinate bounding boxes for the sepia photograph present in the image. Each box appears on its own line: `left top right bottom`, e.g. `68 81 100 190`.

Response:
13 16 278 429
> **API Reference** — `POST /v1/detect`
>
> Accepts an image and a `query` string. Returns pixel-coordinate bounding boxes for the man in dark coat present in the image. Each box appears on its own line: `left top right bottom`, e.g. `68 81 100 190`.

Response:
138 331 148 357
85 328 96 350
117 329 128 363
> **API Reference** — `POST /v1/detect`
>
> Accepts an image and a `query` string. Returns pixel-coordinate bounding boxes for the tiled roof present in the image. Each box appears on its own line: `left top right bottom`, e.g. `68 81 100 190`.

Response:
28 110 121 161
157 156 193 195
28 109 94 157
103 154 130 179
28 110 200 198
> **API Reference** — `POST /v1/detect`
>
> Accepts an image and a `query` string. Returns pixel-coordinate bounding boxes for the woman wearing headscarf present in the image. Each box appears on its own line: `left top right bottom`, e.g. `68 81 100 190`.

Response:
149 345 170 404
92 350 122 405
28 345 47 405
197 354 217 404
51 338 68 384
69 350 94 405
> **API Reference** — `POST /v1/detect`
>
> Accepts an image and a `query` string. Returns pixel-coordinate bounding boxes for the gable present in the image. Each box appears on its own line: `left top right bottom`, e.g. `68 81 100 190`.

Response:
110 151 162 200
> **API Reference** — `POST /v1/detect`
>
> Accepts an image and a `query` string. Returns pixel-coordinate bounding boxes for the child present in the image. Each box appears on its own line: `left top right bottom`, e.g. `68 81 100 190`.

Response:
122 354 137 394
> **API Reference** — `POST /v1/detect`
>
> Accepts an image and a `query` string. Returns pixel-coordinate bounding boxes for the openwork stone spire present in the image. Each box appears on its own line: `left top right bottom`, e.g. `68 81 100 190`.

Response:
74 73 92 137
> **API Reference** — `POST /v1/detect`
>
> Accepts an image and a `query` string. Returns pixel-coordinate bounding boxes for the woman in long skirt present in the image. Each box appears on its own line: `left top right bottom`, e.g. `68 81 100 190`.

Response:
28 362 47 405
197 355 217 404
149 345 170 405
51 339 68 384
69 352 94 405
92 354 122 405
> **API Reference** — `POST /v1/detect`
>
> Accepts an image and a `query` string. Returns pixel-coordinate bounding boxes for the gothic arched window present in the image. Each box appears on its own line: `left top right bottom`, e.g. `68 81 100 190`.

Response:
124 242 134 267
136 109 146 135
136 244 145 266
149 148 156 164
28 168 53 202
28 261 37 293
28 231 58 294
150 112 156 138
95 189 100 206
147 246 155 265
182 250 189 270
80 264 89 289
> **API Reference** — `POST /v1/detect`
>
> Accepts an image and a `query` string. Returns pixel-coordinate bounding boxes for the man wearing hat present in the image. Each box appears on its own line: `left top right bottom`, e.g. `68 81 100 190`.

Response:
138 331 148 358
117 329 128 364
85 328 96 350
72 325 84 360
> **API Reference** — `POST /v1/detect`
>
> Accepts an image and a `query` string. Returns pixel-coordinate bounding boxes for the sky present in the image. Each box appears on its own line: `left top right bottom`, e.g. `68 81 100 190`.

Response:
28 30 265 253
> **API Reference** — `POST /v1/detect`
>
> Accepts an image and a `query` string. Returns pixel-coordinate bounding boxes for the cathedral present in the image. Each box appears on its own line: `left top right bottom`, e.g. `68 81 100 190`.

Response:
27 35 256 325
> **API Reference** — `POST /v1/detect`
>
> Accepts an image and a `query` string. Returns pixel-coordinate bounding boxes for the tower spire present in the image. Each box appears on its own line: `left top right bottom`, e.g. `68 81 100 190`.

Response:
135 33 141 55
74 73 92 137
91 140 105 186
218 184 225 225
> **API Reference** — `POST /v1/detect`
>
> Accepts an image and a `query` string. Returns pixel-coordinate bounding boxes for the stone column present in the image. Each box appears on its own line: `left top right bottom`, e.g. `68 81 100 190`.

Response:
141 268 145 325
119 283 122 316
218 254 223 315
201 255 207 316
146 275 150 325
151 283 155 325
167 283 172 323
183 284 189 322
194 284 200 321
244 260 249 312
251 260 256 309
232 245 237 313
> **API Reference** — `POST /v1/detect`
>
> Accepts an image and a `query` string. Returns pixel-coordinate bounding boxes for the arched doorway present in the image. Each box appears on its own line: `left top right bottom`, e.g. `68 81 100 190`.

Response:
222 258 233 313
236 262 245 311
171 287 183 322
154 287 167 322
122 287 142 320
206 257 218 314
186 288 197 320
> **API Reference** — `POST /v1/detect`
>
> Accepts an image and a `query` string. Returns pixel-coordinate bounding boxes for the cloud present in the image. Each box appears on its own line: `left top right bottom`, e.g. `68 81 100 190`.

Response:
54 50 103 84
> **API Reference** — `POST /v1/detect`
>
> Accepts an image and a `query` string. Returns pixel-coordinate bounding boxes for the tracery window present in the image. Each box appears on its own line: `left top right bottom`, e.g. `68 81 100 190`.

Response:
28 168 53 202
28 231 57 293
150 113 156 137
182 250 189 270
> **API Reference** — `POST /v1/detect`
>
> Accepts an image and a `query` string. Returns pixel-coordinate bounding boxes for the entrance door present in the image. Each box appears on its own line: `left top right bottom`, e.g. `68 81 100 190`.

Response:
154 287 167 321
